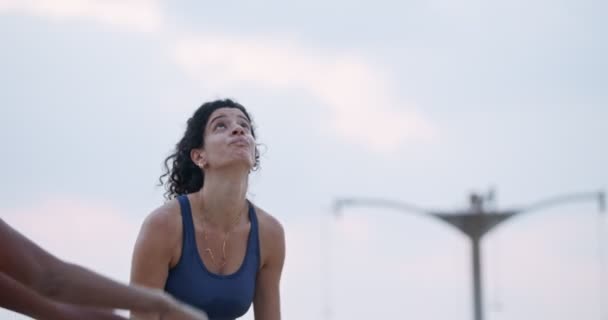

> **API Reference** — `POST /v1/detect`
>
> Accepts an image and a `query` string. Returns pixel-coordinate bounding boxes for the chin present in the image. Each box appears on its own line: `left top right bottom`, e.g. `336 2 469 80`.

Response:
223 157 254 170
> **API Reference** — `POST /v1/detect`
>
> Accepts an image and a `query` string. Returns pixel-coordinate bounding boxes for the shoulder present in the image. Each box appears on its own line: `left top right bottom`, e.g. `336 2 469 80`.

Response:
131 198 185 285
254 206 285 241
141 199 182 234
135 198 183 253
253 205 285 267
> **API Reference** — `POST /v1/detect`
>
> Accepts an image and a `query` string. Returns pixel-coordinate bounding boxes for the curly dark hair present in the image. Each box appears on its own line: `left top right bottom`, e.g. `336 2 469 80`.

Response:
159 99 260 200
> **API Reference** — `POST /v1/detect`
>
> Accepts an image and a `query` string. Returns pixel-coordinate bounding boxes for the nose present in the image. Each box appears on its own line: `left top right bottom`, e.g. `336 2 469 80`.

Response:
231 124 245 136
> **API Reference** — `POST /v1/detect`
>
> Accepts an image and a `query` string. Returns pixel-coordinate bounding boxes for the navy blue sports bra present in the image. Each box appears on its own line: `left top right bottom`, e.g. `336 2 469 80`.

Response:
164 195 260 320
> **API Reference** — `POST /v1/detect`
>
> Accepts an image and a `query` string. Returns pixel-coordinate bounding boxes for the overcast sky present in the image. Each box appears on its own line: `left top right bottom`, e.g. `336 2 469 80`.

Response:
1 1 607 319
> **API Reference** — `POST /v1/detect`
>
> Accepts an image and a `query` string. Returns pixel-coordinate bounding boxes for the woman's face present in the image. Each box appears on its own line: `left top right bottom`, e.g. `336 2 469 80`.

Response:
201 107 256 171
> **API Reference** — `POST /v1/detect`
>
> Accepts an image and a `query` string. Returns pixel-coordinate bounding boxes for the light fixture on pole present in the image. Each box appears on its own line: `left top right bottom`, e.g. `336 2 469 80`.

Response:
333 190 605 320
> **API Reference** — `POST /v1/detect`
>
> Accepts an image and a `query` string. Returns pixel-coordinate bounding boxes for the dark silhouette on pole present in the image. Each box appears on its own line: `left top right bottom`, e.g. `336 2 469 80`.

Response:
332 190 605 320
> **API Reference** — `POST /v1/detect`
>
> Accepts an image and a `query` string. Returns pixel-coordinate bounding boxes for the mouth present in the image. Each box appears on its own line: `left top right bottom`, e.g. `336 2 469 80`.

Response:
229 137 251 147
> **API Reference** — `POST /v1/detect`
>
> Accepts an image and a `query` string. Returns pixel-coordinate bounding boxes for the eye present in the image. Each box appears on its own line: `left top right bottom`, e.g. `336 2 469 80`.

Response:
240 121 251 131
214 122 227 130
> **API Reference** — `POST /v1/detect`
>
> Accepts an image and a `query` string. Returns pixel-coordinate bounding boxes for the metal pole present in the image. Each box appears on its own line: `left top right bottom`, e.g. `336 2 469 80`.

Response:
321 211 332 320
472 236 483 320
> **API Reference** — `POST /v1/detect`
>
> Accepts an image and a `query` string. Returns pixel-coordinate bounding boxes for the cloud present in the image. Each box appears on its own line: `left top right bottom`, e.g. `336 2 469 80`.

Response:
0 0 164 33
0 0 438 152
173 35 438 152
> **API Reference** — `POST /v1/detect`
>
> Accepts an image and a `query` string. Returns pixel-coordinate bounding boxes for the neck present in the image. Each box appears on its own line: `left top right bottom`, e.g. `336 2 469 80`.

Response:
191 167 249 231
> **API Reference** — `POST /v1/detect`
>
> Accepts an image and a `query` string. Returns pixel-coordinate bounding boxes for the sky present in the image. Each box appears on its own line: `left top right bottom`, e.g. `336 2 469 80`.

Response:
0 0 607 319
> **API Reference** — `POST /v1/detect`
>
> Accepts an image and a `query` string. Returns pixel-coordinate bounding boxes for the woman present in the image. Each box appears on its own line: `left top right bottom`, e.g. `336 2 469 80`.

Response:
131 99 285 320
0 219 208 320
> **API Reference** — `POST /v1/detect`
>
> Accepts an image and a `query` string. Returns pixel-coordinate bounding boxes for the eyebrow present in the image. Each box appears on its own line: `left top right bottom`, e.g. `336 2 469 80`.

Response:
209 114 251 126
237 115 251 124
209 114 227 126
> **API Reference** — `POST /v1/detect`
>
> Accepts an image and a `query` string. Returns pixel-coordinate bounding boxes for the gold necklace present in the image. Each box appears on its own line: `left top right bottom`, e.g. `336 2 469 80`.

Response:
201 205 245 269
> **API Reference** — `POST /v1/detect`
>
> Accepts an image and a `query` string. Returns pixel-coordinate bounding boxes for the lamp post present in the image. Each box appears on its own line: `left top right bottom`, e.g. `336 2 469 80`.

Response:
332 190 605 320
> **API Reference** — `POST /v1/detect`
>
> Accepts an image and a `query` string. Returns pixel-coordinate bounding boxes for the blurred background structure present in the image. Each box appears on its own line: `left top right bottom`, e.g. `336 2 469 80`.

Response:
333 190 606 320
1 0 607 319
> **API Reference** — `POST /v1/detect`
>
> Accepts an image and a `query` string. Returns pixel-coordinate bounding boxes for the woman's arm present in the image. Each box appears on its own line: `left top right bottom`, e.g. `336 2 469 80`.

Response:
130 207 182 319
253 213 286 320
0 219 206 320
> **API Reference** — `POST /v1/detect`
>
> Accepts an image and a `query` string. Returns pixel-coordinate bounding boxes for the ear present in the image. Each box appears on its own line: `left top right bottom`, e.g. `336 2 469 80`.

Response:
190 148 207 169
